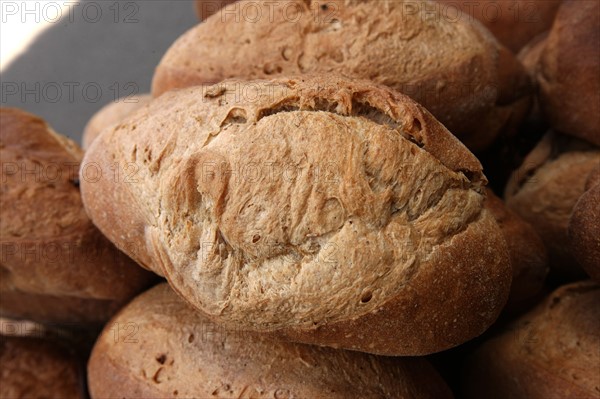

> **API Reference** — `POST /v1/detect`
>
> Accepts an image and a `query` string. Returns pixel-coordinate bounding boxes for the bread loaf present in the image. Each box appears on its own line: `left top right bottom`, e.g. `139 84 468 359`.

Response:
88 283 454 399
81 75 511 355
505 132 600 279
462 281 600 399
484 189 548 310
537 0 600 146
436 0 560 52
0 108 155 325
153 0 532 151
82 94 152 150
1 336 85 399
569 167 600 282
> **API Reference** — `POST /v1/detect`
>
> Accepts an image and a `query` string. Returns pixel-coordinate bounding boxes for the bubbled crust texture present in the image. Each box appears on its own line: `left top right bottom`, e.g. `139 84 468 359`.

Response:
153 0 531 151
88 284 454 399
0 108 154 325
82 94 152 150
82 76 511 355
537 0 600 146
462 281 600 399
505 132 600 278
436 0 561 52
484 189 548 309
569 168 600 282
1 336 84 399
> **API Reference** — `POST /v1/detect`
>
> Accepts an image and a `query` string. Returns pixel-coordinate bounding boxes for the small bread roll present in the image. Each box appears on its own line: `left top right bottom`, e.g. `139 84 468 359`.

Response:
569 167 600 282
88 284 453 399
194 0 237 20
462 281 600 399
505 132 600 279
82 94 152 150
153 0 532 151
537 0 600 146
436 0 560 52
1 336 85 399
81 76 511 355
0 108 155 325
484 189 548 310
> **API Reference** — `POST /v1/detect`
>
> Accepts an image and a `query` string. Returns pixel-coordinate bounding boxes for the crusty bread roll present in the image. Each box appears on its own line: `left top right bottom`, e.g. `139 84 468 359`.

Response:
0 108 155 325
153 0 531 151
462 281 600 399
1 336 85 399
484 189 548 310
194 0 236 20
88 283 453 399
81 75 511 355
569 167 600 282
82 94 152 150
536 0 600 146
436 0 560 52
505 132 600 279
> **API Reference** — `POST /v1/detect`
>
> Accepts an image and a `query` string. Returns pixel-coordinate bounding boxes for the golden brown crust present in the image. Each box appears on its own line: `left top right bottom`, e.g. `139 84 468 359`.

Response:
484 189 548 309
82 75 511 355
569 169 600 282
88 284 454 399
462 281 600 399
270 209 510 355
537 0 600 146
82 94 152 150
505 132 600 278
0 108 155 325
153 0 531 151
436 0 561 52
1 336 85 399
194 0 237 20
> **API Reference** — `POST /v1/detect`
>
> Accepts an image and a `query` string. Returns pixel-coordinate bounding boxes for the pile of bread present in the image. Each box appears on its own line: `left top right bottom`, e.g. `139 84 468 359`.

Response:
1 1 598 398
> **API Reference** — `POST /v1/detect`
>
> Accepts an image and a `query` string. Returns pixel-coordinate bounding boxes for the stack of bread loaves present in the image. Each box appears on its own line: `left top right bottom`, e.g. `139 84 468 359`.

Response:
1 1 598 397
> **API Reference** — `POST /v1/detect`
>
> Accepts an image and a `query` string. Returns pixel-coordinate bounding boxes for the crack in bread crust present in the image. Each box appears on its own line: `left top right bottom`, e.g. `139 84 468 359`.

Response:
172 113 481 328
107 77 487 329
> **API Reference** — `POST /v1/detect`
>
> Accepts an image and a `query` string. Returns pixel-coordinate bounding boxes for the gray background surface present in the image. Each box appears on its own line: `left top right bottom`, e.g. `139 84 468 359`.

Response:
1 0 198 143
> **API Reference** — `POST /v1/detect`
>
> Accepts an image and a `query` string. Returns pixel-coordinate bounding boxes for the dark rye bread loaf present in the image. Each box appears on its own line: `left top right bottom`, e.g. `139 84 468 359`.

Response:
436 0 561 52
81 75 511 355
0 336 85 399
569 167 600 282
462 281 600 399
153 0 531 151
537 0 600 146
0 108 155 325
505 132 600 279
82 94 152 150
88 283 454 399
